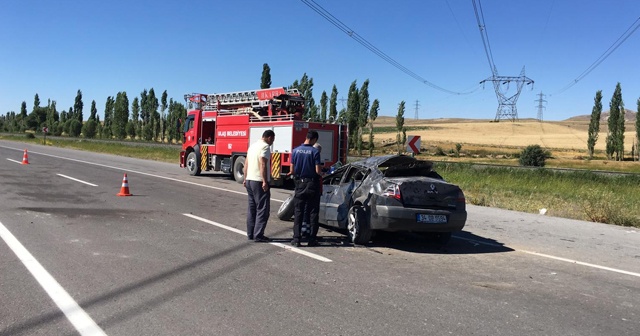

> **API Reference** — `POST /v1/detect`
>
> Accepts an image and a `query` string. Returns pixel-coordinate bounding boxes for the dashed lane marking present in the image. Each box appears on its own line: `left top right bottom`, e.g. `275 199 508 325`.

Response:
183 214 332 263
57 173 98 187
0 146 285 202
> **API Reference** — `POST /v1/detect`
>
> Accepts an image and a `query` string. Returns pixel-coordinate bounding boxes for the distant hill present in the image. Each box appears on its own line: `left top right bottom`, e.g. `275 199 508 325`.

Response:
565 109 637 122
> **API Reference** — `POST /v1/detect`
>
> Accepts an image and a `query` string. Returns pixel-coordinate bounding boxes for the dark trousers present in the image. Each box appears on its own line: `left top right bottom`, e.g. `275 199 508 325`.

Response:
293 179 320 241
246 180 270 239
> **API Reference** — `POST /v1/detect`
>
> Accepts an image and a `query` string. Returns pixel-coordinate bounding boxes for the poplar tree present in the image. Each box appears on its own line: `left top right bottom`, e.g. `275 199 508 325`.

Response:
587 90 602 159
396 101 406 154
329 85 338 122
346 80 359 149
82 100 98 139
47 100 57 130
357 79 370 155
21 101 28 119
89 100 97 121
131 97 140 138
320 91 328 123
19 101 27 131
140 89 149 126
369 99 379 157
33 94 40 113
148 88 160 141
112 91 129 140
103 96 114 139
161 90 168 142
606 83 624 161
260 63 271 89
74 89 83 122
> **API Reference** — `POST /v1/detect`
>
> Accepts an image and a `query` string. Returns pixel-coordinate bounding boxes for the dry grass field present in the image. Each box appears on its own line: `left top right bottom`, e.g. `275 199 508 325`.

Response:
373 116 637 153
371 116 639 166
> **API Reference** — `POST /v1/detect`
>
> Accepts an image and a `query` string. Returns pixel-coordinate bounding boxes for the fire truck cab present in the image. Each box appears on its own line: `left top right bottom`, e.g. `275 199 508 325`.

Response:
179 87 348 185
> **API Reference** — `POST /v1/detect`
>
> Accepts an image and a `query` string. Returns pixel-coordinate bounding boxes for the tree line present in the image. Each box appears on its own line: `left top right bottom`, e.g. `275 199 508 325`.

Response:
1 64 410 154
0 89 187 143
587 82 640 161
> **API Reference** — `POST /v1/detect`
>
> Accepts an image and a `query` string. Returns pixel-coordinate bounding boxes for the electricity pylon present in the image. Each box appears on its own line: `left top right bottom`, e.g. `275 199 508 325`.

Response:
480 66 534 122
535 92 547 121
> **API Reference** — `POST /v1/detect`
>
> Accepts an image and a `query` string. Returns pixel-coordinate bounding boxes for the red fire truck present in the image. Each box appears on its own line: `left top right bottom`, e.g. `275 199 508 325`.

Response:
179 87 348 185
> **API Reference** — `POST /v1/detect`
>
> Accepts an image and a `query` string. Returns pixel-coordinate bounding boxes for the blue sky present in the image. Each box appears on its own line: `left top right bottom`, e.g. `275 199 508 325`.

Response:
1 0 639 121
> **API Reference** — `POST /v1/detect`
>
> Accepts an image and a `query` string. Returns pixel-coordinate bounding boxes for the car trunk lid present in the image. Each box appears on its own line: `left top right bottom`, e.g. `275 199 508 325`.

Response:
384 176 462 209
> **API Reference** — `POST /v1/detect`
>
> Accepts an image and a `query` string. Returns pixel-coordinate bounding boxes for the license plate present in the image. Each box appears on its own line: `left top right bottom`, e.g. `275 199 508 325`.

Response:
416 214 447 224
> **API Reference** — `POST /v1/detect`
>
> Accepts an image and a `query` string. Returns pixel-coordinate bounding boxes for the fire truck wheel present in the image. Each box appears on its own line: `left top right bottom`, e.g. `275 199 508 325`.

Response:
186 151 201 176
233 156 245 183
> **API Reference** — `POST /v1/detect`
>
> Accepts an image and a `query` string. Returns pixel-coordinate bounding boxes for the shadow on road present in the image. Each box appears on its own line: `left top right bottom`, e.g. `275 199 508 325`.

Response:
302 226 513 255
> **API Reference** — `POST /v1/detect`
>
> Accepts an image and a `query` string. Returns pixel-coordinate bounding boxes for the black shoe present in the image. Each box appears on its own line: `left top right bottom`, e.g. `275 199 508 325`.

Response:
291 239 301 247
307 239 319 247
254 236 270 243
247 235 253 241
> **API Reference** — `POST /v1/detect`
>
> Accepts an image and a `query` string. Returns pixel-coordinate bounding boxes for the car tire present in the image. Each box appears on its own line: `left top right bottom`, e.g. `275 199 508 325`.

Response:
277 195 295 221
233 156 245 183
186 151 201 176
347 205 372 245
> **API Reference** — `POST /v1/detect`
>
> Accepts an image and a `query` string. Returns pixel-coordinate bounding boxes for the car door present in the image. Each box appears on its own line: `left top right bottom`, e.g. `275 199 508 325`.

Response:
324 166 366 228
320 166 349 227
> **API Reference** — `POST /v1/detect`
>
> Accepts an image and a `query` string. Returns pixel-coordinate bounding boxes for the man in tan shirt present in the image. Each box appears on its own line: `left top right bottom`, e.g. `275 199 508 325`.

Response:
243 130 275 242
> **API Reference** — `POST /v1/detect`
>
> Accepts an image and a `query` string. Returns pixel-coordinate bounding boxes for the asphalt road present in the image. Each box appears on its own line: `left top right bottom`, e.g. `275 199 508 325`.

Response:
1 140 639 336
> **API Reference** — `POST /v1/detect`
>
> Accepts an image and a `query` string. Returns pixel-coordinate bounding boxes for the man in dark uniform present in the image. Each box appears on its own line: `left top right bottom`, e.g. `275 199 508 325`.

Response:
290 130 322 247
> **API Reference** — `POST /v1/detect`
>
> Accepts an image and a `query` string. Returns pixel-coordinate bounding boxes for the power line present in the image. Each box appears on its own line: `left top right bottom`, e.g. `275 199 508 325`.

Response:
473 0 498 75
300 0 478 95
414 100 421 120
473 0 534 121
553 15 640 95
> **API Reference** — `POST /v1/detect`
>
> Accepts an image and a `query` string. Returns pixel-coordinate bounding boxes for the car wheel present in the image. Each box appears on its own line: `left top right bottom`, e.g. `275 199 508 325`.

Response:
347 205 372 245
277 195 295 221
233 156 245 183
186 151 201 176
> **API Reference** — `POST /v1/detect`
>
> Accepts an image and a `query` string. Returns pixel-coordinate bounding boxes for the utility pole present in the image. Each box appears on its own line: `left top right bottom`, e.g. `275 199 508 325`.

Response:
414 100 420 120
535 92 547 122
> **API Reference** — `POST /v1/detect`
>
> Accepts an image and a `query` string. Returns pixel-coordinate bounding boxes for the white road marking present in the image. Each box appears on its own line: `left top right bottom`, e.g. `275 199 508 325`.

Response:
518 250 640 278
0 220 108 336
183 214 332 263
7 158 22 164
454 236 640 278
57 174 98 187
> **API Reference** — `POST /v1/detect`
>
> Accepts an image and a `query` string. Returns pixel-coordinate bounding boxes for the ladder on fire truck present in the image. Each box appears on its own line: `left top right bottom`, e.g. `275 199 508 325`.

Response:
184 88 300 110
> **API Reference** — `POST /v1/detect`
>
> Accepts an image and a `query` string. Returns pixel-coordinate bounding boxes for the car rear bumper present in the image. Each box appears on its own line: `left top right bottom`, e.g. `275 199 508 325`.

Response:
371 205 466 232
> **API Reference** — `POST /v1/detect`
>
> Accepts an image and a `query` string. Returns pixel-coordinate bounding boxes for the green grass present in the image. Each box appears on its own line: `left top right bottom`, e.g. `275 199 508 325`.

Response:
435 162 640 227
0 134 180 163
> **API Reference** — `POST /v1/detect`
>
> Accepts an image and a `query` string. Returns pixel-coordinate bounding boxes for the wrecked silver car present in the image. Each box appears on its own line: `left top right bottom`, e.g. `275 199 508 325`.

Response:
277 155 467 245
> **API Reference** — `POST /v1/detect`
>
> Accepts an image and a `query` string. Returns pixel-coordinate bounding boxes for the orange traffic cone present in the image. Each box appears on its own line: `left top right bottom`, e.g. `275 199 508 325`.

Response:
21 149 30 165
116 173 132 196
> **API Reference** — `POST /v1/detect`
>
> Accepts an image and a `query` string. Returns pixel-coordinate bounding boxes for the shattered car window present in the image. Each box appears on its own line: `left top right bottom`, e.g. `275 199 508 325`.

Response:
382 160 442 179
